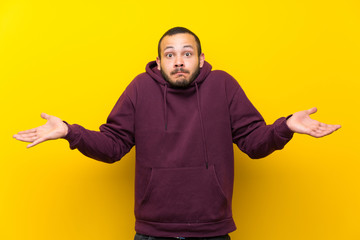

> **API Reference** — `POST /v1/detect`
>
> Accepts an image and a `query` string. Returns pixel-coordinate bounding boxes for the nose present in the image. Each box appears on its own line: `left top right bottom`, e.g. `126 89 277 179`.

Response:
174 56 184 68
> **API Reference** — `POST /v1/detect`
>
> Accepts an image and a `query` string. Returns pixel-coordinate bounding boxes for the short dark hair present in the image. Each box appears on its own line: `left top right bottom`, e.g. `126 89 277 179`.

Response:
158 27 202 59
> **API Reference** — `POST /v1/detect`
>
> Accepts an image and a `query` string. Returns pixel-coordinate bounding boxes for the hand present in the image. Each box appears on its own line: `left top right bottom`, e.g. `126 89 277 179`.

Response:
286 107 341 138
13 113 69 148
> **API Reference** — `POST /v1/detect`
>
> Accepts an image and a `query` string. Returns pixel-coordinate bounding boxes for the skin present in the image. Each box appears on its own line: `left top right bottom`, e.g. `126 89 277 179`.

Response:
13 34 341 148
156 33 205 88
286 107 341 138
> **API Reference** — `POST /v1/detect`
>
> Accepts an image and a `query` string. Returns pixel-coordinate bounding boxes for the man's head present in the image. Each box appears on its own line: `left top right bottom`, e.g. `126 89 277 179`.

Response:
156 27 205 88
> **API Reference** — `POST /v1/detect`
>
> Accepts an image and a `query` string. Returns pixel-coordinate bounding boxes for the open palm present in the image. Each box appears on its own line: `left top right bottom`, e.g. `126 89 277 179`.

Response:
286 107 341 138
13 113 68 148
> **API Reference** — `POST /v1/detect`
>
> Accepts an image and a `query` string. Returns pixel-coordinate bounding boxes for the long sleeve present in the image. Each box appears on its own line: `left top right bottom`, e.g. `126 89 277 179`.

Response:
227 78 294 159
62 85 136 163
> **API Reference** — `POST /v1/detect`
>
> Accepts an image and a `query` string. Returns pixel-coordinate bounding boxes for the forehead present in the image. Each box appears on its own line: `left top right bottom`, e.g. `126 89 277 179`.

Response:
160 33 197 52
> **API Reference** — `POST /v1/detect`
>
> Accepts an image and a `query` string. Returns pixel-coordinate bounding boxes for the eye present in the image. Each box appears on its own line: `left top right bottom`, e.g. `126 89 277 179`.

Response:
166 53 173 58
185 52 192 57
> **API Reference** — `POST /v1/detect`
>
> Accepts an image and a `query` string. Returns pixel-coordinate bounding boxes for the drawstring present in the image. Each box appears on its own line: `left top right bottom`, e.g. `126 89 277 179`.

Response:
195 82 209 169
163 84 168 131
162 82 209 169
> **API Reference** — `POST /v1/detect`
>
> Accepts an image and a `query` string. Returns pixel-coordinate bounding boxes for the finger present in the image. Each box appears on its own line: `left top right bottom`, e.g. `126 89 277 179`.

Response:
316 123 341 132
309 129 323 137
13 135 38 143
27 142 37 148
312 125 341 138
319 122 326 127
306 107 318 115
15 129 37 134
317 124 330 131
27 137 47 148
333 124 342 130
16 132 37 138
41 113 50 120
321 124 341 132
13 132 37 141
329 125 342 132
310 129 329 138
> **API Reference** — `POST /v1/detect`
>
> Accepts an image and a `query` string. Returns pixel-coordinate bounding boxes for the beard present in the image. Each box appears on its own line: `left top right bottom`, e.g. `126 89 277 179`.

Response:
161 66 201 89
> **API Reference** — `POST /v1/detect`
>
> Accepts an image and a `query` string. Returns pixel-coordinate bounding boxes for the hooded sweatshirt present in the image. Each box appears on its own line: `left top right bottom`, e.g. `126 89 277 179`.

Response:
63 61 294 237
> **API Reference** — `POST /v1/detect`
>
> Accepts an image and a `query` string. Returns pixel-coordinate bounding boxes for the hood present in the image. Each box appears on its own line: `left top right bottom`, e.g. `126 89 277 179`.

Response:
145 60 212 169
145 60 212 88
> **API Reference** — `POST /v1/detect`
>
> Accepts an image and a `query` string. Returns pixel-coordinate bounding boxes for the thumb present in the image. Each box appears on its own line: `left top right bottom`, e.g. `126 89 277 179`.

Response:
306 107 318 115
41 113 50 120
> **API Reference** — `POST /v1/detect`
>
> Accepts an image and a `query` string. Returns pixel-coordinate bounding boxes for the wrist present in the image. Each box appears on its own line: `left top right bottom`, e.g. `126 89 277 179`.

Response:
62 121 69 137
285 114 295 133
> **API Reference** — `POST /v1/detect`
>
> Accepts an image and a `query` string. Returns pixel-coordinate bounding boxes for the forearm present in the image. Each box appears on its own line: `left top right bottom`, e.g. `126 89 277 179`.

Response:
235 117 294 159
63 123 134 163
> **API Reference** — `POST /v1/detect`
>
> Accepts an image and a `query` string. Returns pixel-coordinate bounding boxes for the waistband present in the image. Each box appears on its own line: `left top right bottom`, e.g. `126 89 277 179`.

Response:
135 233 230 240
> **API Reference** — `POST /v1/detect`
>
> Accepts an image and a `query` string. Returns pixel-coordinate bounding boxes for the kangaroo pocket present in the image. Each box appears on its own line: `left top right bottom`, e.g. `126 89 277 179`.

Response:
136 165 228 223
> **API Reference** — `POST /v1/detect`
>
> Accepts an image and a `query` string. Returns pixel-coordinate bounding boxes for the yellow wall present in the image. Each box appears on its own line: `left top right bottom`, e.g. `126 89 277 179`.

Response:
1 0 359 239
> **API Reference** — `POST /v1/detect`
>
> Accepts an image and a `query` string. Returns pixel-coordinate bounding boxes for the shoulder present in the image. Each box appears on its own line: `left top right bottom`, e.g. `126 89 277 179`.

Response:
125 72 155 91
130 72 153 85
120 72 151 102
124 71 162 104
207 70 241 89
208 70 232 79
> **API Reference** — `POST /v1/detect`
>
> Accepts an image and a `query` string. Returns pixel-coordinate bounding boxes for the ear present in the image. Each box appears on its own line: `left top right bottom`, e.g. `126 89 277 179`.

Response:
156 57 161 70
199 53 205 68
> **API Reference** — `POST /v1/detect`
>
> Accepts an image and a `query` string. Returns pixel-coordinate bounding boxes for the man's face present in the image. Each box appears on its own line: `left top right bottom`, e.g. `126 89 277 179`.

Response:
156 33 205 88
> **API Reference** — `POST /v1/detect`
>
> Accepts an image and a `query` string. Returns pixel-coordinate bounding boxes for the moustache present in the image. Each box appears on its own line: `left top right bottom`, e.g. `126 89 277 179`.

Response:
171 68 190 75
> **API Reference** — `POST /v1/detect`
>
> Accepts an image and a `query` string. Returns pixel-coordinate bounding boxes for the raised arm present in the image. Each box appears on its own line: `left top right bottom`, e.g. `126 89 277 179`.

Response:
13 113 68 148
226 77 340 159
13 110 134 164
13 84 136 163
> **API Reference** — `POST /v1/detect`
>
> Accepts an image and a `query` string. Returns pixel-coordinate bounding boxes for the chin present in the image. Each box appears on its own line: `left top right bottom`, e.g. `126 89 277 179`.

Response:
169 79 191 88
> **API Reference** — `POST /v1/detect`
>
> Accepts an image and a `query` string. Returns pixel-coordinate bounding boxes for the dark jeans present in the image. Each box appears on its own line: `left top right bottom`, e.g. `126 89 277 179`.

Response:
134 233 231 240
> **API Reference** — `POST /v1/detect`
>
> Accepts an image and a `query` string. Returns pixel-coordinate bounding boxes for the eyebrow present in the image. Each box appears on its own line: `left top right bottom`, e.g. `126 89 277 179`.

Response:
163 45 194 51
164 46 175 51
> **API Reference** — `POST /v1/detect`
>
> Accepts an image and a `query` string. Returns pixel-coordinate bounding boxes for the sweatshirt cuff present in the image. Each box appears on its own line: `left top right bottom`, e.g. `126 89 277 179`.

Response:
61 121 81 149
275 116 294 139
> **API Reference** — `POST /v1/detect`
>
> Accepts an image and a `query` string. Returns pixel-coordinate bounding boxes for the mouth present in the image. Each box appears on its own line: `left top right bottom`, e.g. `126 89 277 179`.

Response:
173 72 188 79
174 72 187 75
171 68 189 75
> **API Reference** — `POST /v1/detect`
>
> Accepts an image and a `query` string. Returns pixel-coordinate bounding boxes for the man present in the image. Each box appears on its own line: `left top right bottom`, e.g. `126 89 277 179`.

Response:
13 27 341 240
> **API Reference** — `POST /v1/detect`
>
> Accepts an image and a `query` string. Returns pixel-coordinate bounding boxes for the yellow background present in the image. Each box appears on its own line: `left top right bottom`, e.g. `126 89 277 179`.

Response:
1 0 359 239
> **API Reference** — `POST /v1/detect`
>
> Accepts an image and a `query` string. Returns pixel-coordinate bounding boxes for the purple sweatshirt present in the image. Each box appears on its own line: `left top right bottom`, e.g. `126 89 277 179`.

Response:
63 61 294 237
